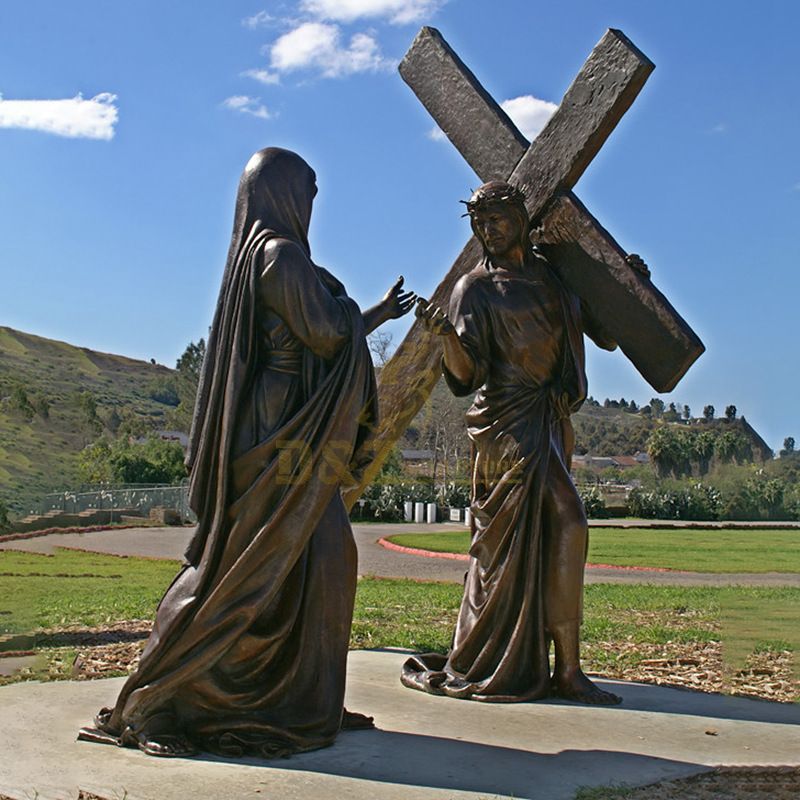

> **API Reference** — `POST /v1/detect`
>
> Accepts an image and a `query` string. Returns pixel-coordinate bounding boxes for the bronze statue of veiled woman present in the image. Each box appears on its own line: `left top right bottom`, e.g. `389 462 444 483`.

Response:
79 147 414 758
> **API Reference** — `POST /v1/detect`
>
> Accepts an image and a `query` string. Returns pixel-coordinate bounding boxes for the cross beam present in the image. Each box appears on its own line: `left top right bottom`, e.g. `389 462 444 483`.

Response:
344 27 704 509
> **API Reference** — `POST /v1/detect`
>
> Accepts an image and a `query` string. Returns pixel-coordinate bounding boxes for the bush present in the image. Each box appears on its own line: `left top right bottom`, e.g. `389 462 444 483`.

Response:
78 435 187 485
438 480 470 509
358 481 405 522
0 498 9 532
579 486 607 518
627 483 721 521
148 377 180 406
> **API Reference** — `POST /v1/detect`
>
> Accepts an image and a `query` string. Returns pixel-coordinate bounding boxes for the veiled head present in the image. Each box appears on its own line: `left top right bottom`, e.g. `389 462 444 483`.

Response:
236 147 317 253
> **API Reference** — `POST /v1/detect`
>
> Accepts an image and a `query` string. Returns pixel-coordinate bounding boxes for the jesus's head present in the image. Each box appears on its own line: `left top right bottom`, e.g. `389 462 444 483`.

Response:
464 181 530 264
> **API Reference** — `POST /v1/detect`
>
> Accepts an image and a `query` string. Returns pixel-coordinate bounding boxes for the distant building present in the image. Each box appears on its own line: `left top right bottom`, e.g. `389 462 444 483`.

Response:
134 430 190 449
401 449 435 463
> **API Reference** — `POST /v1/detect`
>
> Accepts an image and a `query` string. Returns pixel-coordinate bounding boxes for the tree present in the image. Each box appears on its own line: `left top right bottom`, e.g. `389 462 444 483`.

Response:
367 331 393 367
682 404 691 421
649 398 665 418
725 405 737 422
166 339 207 432
0 498 9 532
714 430 750 464
780 436 796 457
663 402 680 422
78 435 187 485
175 338 206 377
416 380 469 484
73 390 102 439
703 404 715 422
5 384 34 421
693 430 716 476
647 428 680 478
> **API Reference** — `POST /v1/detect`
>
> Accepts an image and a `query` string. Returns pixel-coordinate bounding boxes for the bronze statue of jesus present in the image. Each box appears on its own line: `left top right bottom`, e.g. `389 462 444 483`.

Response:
403 181 622 704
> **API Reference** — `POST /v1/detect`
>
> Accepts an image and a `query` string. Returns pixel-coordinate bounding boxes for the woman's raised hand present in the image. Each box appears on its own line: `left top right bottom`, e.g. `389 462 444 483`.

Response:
381 276 417 321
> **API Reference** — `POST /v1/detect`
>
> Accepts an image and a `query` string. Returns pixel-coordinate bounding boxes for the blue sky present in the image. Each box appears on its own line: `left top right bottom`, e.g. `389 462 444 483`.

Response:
1 1 798 451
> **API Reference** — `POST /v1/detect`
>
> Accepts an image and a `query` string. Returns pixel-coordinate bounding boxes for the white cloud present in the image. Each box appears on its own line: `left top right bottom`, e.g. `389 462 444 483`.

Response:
223 95 272 119
269 22 391 78
301 0 442 24
709 122 728 134
428 94 557 145
242 10 277 29
500 95 557 141
792 182 800 192
242 68 281 85
0 92 118 140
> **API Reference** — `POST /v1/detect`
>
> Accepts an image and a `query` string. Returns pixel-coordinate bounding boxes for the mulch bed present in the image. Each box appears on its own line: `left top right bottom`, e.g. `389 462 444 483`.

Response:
3 619 795 703
584 640 798 703
583 767 800 799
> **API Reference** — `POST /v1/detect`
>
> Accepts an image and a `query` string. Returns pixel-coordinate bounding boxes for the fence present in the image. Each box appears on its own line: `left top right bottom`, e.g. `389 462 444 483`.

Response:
36 483 194 522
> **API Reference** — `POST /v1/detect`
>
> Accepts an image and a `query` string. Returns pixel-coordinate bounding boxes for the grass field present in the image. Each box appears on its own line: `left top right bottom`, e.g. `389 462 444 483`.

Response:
386 527 800 573
1 548 797 692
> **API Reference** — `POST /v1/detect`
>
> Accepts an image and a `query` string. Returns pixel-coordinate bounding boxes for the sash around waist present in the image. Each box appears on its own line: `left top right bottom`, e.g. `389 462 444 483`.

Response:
262 347 303 375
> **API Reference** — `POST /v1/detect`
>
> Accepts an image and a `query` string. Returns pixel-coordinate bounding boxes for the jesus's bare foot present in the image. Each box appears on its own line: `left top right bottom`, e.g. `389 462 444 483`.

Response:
341 708 375 730
552 669 622 705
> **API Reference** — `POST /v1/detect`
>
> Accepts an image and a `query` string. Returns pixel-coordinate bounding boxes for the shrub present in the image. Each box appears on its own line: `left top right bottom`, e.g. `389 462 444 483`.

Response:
627 483 720 521
438 480 471 509
579 486 607 518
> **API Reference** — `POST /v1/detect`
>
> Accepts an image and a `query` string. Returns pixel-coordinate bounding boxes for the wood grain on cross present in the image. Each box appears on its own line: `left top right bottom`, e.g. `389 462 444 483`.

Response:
344 27 704 509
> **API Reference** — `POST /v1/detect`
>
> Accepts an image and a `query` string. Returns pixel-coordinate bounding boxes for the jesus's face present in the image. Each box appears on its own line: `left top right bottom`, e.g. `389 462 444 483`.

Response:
472 202 522 257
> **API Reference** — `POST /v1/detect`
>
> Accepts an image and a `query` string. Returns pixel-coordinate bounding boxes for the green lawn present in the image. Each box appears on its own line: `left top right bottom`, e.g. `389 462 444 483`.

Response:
1 549 797 684
386 527 800 573
0 549 180 634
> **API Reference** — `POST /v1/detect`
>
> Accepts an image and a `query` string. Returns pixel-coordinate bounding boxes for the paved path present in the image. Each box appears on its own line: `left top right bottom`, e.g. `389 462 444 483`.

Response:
2 524 799 586
1 650 798 800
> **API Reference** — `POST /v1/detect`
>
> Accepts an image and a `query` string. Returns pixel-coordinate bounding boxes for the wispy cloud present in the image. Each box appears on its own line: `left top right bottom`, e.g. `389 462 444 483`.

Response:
242 68 281 85
429 93 557 145
240 1 441 89
269 21 391 78
0 92 118 140
709 122 728 134
301 0 443 25
242 10 278 29
223 95 272 119
791 181 800 192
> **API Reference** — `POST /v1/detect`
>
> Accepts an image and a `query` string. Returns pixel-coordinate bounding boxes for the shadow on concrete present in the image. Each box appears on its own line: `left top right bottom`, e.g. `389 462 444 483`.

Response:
195 729 702 799
596 678 800 725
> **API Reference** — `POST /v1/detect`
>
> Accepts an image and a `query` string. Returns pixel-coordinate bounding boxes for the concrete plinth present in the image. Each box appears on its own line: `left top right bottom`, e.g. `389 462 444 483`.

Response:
1 650 799 800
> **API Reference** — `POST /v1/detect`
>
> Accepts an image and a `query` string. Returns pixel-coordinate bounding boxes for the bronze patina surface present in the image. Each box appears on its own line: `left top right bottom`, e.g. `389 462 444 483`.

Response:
78 148 414 758
405 182 622 704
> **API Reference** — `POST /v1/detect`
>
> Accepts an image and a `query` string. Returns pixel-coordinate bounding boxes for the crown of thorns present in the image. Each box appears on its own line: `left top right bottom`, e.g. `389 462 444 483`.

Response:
460 183 527 216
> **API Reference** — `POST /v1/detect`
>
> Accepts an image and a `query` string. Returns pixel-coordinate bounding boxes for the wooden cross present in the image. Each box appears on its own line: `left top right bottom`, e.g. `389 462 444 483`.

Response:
345 27 704 508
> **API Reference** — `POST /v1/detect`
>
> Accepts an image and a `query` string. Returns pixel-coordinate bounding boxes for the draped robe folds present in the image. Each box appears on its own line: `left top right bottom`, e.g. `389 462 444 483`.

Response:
401 251 607 702
81 149 377 758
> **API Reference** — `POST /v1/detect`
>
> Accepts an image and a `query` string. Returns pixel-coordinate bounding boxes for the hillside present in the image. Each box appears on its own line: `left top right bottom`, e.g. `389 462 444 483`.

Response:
0 325 773 515
404 378 773 475
0 326 176 514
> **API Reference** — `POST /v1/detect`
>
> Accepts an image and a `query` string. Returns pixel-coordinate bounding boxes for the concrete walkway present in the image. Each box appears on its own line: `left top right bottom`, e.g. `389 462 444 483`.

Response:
1 650 798 800
2 523 799 586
